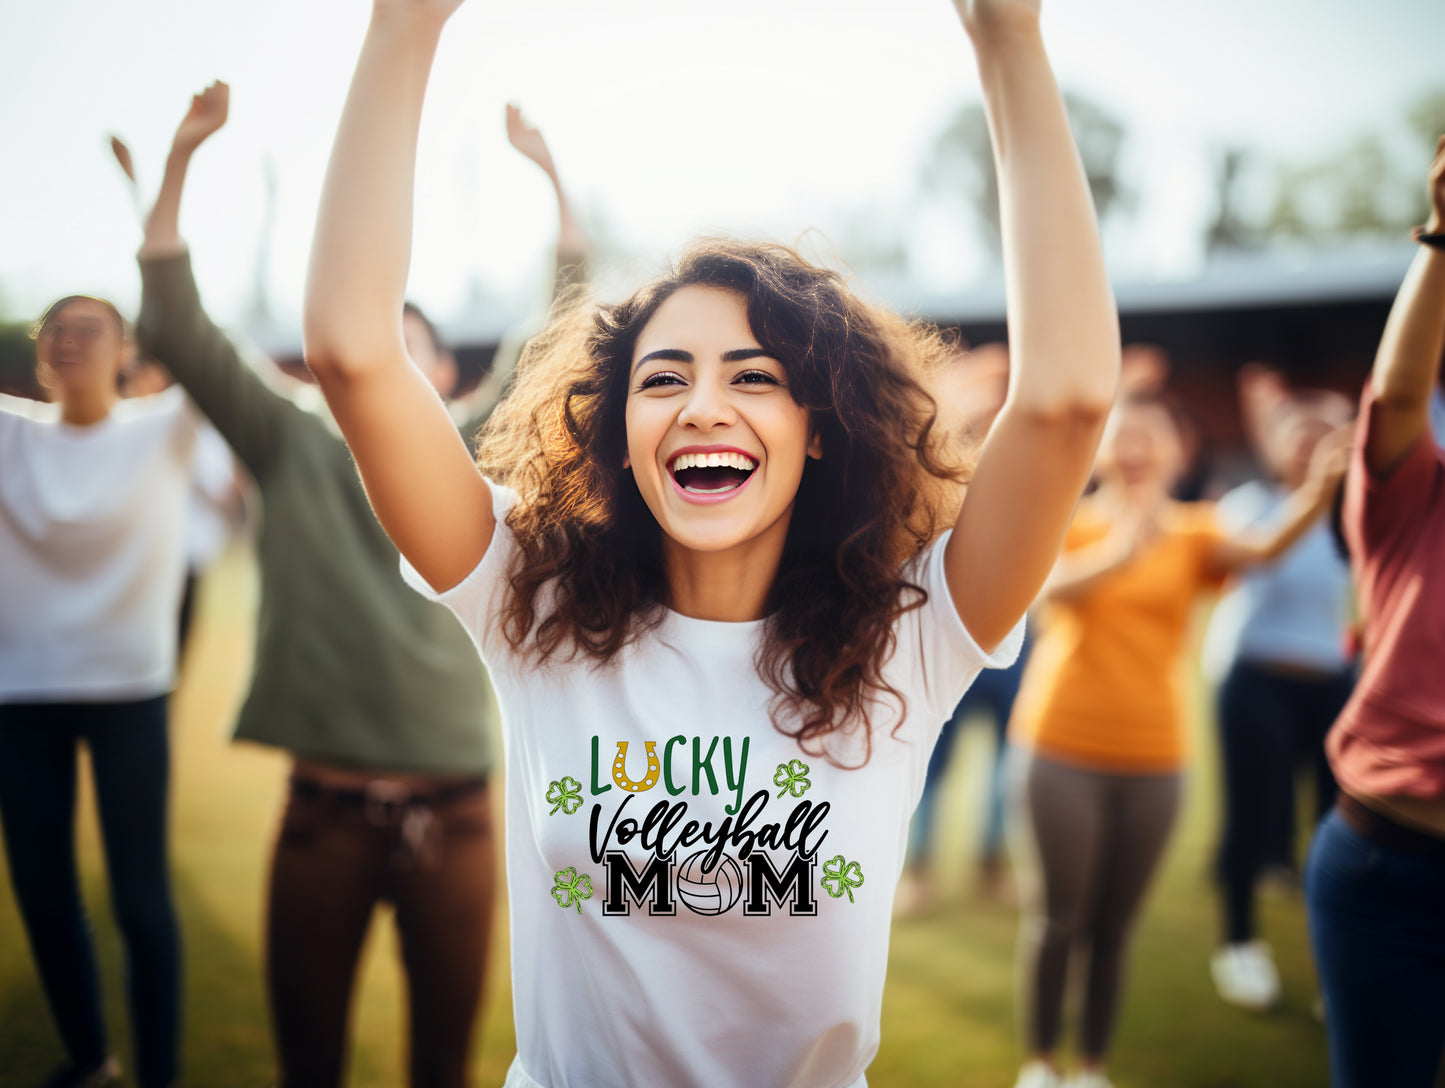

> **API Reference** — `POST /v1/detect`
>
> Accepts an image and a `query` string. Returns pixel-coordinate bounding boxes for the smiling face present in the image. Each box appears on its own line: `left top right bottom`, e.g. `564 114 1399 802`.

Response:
35 298 126 407
1096 398 1184 494
624 284 819 559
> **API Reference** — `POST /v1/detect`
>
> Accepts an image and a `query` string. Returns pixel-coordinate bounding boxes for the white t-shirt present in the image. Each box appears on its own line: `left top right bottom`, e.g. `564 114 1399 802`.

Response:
185 421 244 572
0 387 199 702
404 482 1024 1088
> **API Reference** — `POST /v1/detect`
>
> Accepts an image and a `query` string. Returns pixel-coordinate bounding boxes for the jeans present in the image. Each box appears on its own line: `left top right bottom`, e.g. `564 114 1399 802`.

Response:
0 697 181 1088
1306 806 1445 1088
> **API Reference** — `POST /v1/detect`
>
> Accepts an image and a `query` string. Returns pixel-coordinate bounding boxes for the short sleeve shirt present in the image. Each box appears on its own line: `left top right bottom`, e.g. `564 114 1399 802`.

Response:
1010 501 1225 773
403 482 1025 1088
1328 386 1445 799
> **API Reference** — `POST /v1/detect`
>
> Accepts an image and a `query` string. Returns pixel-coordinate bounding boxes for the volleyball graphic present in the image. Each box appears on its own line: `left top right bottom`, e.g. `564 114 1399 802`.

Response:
676 850 744 915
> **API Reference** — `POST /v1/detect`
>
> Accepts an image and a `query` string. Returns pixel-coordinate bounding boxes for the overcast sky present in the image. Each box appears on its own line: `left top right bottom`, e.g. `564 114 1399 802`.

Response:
3 0 1442 330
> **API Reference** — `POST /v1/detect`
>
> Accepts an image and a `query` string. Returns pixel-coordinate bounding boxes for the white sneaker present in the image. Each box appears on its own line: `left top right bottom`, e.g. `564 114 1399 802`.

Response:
1065 1072 1115 1088
1211 940 1281 1010
1013 1060 1063 1088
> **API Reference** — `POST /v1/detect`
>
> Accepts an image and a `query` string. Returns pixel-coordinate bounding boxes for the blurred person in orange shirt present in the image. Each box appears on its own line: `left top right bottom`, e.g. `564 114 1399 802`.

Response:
1008 389 1349 1088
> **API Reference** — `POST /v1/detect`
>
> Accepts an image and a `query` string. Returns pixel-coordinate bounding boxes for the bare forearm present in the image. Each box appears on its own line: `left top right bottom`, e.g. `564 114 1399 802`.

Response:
304 8 445 376
1041 539 1131 603
553 178 587 270
973 24 1119 417
139 147 193 259
1373 247 1445 413
1217 482 1333 571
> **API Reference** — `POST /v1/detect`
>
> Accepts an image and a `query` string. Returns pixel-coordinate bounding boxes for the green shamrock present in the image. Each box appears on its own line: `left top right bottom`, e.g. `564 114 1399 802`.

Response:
546 776 584 816
551 867 593 914
821 855 865 903
773 758 812 798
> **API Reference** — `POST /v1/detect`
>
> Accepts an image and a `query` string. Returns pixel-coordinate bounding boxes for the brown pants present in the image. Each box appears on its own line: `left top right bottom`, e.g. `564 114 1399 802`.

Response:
265 778 497 1088
1018 753 1181 1062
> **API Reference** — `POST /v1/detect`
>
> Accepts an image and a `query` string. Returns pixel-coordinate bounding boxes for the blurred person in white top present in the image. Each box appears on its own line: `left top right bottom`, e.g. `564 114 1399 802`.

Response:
0 294 198 1088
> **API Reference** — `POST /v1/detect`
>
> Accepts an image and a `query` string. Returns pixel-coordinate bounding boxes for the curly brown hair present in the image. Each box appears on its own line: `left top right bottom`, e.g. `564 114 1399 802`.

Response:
476 239 977 761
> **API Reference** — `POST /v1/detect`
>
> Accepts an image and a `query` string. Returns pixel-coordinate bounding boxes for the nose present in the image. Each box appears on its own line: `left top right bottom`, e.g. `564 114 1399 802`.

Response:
676 372 737 431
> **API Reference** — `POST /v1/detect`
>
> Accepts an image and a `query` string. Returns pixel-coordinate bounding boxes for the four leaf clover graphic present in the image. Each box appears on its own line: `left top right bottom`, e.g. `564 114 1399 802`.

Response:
546 775 584 816
551 867 593 914
821 855 865 903
773 758 812 798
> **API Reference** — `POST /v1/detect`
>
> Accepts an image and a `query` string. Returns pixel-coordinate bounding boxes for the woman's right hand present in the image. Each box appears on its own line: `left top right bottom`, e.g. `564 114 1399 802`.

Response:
373 0 467 25
952 0 1041 39
1423 134 1445 235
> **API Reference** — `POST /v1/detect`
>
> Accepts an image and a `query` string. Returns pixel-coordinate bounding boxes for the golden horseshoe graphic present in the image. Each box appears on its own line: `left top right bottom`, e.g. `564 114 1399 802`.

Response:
612 741 660 793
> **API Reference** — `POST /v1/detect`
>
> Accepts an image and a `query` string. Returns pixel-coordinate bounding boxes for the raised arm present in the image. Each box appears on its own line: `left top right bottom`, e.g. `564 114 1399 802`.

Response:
506 103 588 282
1363 136 1445 479
134 81 291 478
450 104 591 435
1210 422 1351 573
137 82 230 261
1040 500 1159 605
943 0 1121 650
304 0 494 592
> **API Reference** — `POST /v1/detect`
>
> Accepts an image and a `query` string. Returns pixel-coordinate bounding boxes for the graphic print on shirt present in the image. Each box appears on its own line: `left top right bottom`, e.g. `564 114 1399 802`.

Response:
543 735 865 918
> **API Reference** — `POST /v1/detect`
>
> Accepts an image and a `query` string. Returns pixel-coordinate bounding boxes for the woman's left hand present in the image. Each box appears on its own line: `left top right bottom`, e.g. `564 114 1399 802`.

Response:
1303 423 1354 499
172 81 230 155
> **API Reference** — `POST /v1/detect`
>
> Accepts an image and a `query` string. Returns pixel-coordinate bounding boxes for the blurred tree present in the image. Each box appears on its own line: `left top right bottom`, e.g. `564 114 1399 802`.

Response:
1407 89 1445 150
922 91 1128 256
922 101 998 251
1209 86 1445 252
830 204 909 275
1263 136 1414 242
0 322 42 399
1206 146 1267 252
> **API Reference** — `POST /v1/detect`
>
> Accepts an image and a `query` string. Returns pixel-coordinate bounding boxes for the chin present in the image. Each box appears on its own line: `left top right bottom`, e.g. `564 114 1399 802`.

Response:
655 512 765 555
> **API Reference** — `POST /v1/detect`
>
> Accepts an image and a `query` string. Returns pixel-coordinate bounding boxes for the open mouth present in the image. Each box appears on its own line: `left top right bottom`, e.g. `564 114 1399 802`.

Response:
668 450 758 495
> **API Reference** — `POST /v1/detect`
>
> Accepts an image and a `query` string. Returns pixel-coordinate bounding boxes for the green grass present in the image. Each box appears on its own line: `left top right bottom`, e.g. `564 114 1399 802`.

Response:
0 551 1333 1087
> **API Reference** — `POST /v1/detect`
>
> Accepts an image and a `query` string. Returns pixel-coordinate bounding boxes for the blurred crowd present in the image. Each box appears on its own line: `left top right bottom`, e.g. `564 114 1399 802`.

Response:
3 14 1445 1088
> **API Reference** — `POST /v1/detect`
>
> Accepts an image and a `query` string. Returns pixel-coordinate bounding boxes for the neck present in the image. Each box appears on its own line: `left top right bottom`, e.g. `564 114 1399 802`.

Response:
59 390 117 426
661 520 790 623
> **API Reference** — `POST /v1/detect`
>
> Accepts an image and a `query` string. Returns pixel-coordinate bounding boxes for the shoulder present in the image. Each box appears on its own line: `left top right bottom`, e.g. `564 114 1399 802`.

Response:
0 393 58 425
111 385 191 426
399 476 524 653
901 528 1027 665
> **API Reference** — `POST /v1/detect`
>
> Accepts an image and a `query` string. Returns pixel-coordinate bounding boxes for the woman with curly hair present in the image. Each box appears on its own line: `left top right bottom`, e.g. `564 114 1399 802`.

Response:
303 0 1118 1084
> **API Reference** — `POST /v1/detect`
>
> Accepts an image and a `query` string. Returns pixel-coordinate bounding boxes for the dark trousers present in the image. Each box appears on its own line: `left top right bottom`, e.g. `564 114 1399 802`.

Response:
1306 807 1445 1087
1216 661 1351 943
0 697 180 1088
266 778 498 1088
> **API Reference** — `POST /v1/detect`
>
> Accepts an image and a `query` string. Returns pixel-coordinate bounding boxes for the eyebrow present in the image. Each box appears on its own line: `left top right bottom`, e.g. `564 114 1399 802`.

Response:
633 347 775 372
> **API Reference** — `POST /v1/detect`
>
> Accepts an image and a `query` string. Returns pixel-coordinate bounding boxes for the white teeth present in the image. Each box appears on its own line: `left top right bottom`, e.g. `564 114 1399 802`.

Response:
670 451 758 472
